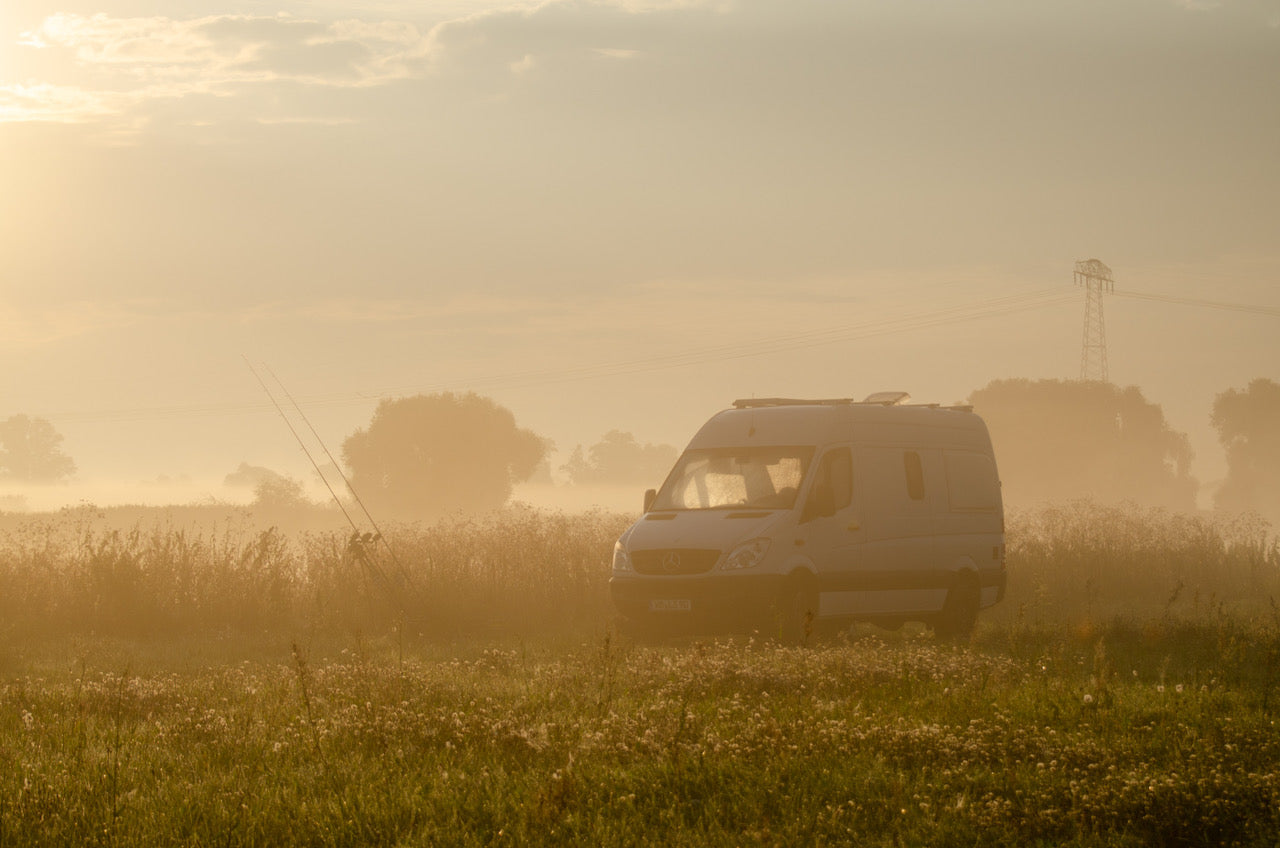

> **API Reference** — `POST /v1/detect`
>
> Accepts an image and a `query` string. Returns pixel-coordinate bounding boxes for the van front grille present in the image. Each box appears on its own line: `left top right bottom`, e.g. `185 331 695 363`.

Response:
632 548 721 575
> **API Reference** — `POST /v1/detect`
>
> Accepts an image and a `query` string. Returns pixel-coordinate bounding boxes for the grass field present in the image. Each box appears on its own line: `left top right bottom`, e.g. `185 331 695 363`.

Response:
1 501 1278 846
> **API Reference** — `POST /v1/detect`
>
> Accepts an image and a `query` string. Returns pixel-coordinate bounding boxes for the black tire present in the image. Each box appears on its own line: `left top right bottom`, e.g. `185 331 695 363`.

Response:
777 574 820 646
933 573 980 642
616 616 659 645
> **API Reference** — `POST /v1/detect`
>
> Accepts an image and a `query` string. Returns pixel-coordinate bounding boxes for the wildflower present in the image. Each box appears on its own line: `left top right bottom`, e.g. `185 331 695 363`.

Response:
1083 693 1094 704
1175 684 1184 693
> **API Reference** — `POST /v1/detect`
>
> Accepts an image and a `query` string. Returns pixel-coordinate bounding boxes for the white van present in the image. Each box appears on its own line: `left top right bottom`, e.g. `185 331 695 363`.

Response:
610 393 1006 641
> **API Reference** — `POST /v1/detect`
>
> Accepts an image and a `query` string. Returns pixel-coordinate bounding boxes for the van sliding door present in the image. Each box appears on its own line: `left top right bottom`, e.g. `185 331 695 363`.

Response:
844 446 942 616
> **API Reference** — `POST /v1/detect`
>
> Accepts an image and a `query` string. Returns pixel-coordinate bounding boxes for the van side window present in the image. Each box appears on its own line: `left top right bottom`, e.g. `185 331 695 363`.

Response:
904 451 925 501
827 448 853 511
804 447 852 520
944 451 998 511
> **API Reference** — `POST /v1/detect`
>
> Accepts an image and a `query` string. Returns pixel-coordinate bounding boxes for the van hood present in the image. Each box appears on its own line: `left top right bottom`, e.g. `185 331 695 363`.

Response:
622 509 786 553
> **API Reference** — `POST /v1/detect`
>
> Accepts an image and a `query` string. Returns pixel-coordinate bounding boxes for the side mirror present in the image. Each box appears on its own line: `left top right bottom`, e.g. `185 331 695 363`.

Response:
643 488 657 513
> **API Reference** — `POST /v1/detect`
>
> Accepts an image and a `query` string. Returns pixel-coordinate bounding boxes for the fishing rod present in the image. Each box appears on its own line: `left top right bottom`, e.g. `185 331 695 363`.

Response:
242 356 403 604
261 363 415 590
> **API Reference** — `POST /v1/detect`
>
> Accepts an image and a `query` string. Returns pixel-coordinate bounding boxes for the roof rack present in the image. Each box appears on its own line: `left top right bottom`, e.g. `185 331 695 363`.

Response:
897 401 975 412
733 391 910 409
733 398 854 409
732 393 974 412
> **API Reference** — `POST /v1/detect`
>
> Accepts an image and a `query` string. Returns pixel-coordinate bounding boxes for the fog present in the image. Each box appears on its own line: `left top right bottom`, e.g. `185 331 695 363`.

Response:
1 0 1277 522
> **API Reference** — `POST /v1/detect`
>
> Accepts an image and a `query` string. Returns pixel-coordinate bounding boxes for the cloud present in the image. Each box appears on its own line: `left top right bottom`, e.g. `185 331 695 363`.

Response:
7 0 1278 131
1 1 732 124
4 0 1276 296
2 11 432 123
424 1 675 73
509 53 538 74
23 12 428 84
0 82 118 123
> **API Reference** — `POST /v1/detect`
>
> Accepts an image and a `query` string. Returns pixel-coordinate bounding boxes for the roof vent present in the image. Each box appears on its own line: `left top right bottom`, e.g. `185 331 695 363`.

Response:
861 391 911 406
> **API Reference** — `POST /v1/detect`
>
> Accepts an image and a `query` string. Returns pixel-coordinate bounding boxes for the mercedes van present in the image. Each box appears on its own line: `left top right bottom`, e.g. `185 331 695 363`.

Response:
609 393 1006 641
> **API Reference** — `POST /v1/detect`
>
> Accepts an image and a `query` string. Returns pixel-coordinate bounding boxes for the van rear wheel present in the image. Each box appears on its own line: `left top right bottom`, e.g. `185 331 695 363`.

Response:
933 574 980 642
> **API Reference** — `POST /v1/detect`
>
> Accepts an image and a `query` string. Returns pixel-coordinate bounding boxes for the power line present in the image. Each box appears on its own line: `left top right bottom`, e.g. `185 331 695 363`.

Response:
42 284 1276 428
1112 289 1280 318
41 287 1077 425
314 288 1079 403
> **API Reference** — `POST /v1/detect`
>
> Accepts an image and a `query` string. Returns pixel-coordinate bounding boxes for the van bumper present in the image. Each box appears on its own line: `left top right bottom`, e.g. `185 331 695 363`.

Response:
610 573 786 635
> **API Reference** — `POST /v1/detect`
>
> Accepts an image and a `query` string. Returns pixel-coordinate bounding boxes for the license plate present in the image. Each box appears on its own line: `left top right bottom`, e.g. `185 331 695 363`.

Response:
649 599 692 613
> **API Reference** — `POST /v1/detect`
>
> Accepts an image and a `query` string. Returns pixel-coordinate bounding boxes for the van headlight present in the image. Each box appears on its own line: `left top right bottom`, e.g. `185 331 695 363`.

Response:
721 538 770 571
612 541 633 572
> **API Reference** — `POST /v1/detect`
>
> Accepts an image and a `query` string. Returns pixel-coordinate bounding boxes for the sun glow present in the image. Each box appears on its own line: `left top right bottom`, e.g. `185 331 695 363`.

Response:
0 82 114 123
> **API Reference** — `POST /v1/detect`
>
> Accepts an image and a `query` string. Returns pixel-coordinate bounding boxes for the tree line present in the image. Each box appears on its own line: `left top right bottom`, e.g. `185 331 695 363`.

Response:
971 377 1278 517
4 378 1279 522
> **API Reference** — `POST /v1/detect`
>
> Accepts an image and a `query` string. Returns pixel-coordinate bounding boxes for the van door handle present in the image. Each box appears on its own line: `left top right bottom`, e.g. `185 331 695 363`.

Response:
846 521 861 532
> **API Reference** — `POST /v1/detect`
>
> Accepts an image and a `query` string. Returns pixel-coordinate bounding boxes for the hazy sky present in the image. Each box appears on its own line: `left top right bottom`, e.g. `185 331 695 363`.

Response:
2 0 1278 508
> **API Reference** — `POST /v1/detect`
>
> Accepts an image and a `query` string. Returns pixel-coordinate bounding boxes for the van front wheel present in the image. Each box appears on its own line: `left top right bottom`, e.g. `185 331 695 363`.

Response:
933 574 980 641
777 574 819 646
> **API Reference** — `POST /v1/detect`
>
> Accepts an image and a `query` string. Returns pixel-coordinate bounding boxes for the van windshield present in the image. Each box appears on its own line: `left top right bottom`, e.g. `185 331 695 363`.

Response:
651 446 815 511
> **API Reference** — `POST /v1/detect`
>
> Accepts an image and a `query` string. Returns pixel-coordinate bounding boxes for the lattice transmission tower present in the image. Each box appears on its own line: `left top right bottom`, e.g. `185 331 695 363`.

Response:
1074 258 1114 382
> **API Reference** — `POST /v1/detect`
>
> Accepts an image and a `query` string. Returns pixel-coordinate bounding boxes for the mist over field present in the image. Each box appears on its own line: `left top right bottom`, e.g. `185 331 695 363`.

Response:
3 375 1278 532
0 0 1277 517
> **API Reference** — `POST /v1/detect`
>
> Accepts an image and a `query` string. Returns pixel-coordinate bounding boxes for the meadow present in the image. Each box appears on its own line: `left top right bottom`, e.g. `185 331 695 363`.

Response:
1 501 1278 846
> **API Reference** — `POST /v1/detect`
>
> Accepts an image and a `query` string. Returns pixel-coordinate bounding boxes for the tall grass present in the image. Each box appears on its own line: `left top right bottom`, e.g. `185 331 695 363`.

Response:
1001 500 1280 625
0 499 1275 640
0 505 630 639
2 501 1279 845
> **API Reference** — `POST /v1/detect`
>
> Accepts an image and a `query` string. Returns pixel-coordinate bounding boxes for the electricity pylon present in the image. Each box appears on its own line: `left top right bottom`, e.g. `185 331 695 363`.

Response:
1074 258 1114 382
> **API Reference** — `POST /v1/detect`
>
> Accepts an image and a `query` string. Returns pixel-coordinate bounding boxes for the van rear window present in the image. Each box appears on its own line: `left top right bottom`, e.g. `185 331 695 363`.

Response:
945 452 999 511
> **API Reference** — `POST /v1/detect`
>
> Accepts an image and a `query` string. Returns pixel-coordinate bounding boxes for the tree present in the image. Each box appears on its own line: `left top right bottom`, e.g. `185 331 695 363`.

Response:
0 415 76 483
341 392 547 520
225 462 290 490
968 379 1197 510
253 475 310 509
1211 378 1280 518
561 430 678 487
